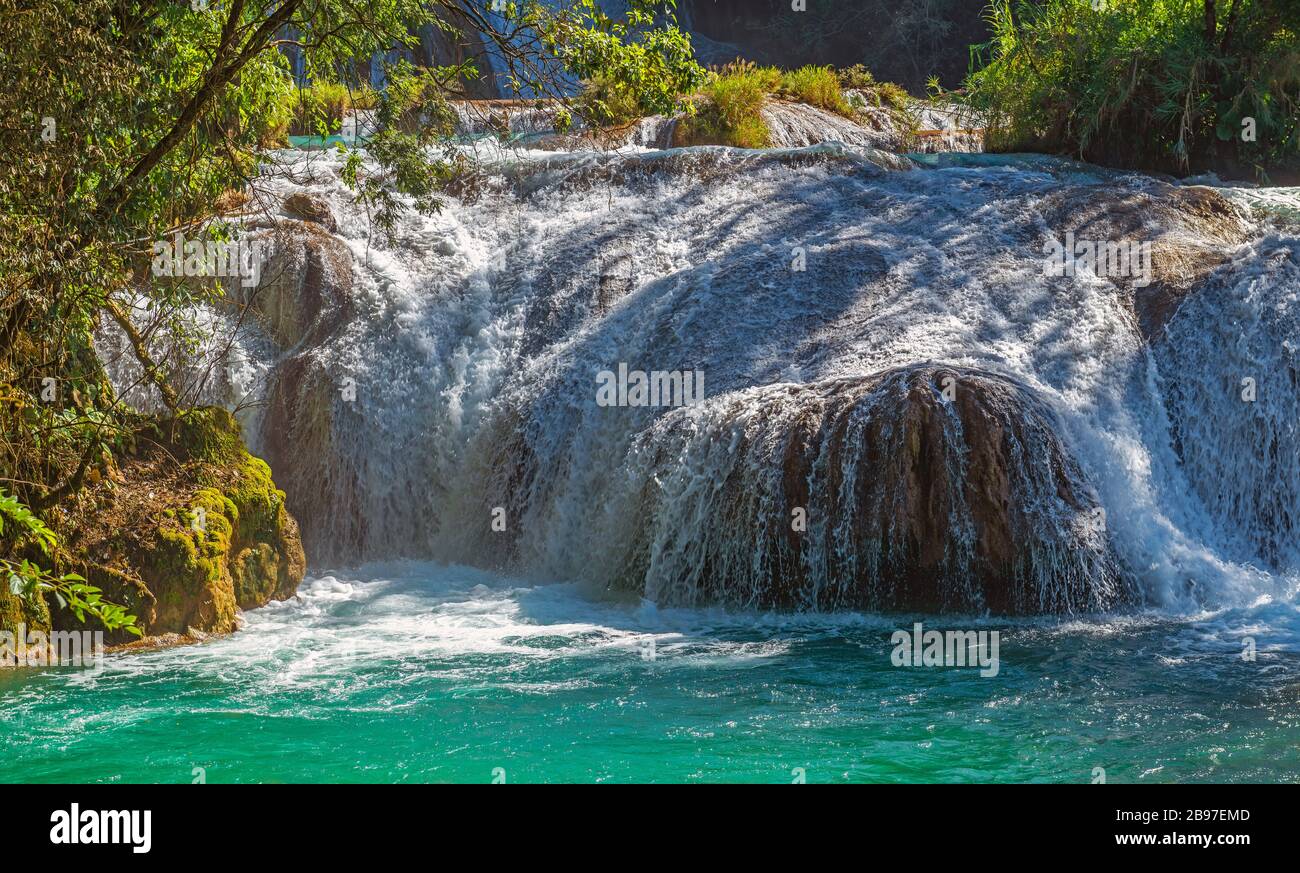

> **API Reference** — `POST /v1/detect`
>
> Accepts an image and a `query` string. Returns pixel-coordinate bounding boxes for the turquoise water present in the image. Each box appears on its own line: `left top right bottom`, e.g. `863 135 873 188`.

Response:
2 563 1299 784
286 134 364 149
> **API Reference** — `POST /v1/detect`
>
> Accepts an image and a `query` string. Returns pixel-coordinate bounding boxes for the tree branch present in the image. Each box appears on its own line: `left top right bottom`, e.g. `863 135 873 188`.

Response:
105 298 179 413
97 0 300 221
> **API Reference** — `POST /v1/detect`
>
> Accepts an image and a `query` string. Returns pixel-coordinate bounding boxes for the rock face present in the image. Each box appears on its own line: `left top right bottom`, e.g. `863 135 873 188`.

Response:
210 145 1297 616
1039 183 1251 341
259 355 366 564
243 220 354 349
1041 179 1300 576
610 364 1125 614
58 407 305 643
680 0 992 92
237 221 366 563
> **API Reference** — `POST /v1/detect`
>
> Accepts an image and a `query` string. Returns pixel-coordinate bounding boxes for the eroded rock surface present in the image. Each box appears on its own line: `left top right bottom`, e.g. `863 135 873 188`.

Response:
606 365 1125 614
1039 183 1250 340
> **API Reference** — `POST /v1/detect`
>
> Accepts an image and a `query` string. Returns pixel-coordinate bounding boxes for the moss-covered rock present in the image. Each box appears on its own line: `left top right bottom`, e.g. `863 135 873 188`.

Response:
60 406 305 643
0 580 50 637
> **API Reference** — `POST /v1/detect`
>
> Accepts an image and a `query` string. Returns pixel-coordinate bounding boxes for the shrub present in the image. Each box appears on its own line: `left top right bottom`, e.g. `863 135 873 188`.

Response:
839 63 914 111
676 61 780 147
248 72 296 149
674 61 919 147
838 64 879 92
780 65 854 116
965 0 1300 180
289 82 379 136
576 75 646 127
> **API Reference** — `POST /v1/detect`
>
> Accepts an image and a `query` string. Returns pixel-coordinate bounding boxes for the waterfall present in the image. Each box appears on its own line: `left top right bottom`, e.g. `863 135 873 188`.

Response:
1153 236 1300 571
589 365 1123 613
103 134 1300 614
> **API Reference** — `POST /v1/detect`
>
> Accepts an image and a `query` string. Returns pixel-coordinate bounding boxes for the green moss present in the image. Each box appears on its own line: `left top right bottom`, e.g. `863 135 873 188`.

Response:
223 456 287 545
172 407 244 468
143 509 235 632
232 543 278 606
118 406 305 638
0 583 50 636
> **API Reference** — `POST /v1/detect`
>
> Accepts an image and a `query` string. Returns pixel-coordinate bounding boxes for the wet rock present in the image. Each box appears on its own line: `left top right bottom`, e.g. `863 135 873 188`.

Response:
281 191 338 232
244 221 354 349
760 99 911 152
612 364 1127 614
1040 183 1250 341
258 355 369 564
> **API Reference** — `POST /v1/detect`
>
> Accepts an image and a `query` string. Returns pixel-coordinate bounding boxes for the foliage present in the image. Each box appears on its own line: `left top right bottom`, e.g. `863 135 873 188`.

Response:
839 64 915 111
780 65 855 116
575 75 648 127
1 490 141 635
965 0 1300 179
671 59 916 146
537 0 707 116
288 82 380 137
674 61 780 147
339 63 463 242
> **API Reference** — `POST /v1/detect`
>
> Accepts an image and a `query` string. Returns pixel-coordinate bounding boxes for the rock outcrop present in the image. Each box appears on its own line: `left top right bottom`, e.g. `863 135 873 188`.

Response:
243 220 354 350
235 220 365 564
610 364 1125 614
758 100 911 152
56 407 305 644
281 192 338 232
1040 183 1251 341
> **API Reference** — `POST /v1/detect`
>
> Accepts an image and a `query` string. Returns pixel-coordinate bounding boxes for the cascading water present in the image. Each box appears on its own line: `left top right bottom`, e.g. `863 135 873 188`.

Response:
101 138 1300 616
590 365 1122 613
1153 236 1300 571
759 101 911 152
